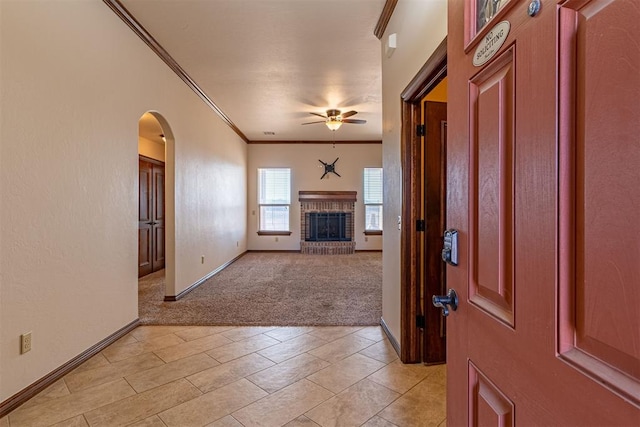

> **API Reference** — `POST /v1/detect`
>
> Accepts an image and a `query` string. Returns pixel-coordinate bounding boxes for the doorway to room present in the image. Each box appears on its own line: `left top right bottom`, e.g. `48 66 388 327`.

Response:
399 37 448 364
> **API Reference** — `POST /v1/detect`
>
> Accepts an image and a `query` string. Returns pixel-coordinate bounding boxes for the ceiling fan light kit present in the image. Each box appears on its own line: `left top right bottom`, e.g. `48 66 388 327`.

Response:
302 109 366 131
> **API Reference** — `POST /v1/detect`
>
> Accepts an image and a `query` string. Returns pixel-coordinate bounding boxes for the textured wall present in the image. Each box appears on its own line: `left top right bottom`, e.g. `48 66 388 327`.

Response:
0 1 246 400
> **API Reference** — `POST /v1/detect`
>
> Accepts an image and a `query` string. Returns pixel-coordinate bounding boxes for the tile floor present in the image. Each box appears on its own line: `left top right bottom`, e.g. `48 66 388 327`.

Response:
1 325 446 427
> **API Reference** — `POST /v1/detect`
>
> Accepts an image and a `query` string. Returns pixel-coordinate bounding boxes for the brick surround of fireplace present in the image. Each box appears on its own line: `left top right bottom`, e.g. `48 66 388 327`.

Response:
299 191 356 254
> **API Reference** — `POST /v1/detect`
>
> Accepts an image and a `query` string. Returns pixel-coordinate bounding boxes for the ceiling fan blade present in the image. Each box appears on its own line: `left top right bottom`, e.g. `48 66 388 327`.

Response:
301 120 325 125
309 112 328 118
343 119 367 124
341 110 358 118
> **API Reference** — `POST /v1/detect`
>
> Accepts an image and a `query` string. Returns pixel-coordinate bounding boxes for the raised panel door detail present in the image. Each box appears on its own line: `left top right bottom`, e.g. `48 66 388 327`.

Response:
469 361 514 426
558 0 640 405
468 47 515 327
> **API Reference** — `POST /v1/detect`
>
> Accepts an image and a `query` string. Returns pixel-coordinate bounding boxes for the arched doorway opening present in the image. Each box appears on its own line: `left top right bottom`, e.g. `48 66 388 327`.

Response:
137 111 176 302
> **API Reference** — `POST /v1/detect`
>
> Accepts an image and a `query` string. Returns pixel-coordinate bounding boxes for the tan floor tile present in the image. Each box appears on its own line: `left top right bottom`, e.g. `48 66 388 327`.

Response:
187 353 275 393
221 327 277 342
264 327 315 342
153 332 233 363
111 332 139 347
206 334 280 363
159 379 267 427
368 360 434 394
258 334 327 364
309 334 376 364
8 379 135 427
247 353 330 393
83 379 201 426
306 379 400 427
126 353 219 393
131 326 190 342
50 415 88 427
307 353 385 393
205 415 244 427
19 379 71 410
307 326 363 342
64 352 165 392
102 333 185 363
70 353 110 375
426 364 447 386
438 419 447 427
359 339 399 364
174 326 235 342
0 417 8 427
127 415 168 427
353 326 387 342
362 416 398 427
232 379 334 427
283 415 321 427
378 379 446 427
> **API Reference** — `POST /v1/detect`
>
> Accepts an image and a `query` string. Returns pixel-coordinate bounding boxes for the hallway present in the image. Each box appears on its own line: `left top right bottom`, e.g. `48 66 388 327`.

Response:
2 325 446 427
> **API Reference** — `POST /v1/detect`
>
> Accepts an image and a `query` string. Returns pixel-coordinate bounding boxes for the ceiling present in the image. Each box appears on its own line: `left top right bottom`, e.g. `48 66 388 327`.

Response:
119 0 386 143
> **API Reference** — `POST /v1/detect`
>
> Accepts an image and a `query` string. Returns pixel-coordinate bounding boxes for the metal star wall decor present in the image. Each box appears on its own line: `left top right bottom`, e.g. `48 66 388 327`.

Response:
319 158 340 179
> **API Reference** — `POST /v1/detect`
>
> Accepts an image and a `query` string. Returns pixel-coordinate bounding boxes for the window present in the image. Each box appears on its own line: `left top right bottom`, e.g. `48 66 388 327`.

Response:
364 167 383 232
258 168 291 233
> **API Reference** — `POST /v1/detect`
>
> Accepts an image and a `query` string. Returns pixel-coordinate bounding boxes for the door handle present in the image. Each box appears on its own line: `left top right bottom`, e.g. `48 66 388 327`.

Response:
432 289 459 317
145 221 153 225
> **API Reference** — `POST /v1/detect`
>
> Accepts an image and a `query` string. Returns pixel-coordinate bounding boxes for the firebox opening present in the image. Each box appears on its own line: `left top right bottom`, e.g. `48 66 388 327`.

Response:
305 212 352 242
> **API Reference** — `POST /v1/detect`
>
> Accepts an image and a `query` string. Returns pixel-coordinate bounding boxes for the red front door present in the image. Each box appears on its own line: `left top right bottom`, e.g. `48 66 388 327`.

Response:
446 0 639 424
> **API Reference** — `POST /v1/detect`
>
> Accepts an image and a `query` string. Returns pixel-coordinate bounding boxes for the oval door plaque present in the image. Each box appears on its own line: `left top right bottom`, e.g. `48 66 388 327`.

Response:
473 21 510 67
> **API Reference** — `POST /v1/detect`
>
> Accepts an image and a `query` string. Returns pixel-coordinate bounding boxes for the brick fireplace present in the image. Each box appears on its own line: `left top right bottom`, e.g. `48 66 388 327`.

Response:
299 191 356 254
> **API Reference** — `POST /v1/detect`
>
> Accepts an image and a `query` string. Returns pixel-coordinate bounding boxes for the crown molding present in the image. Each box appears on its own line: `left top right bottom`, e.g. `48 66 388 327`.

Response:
103 0 249 143
374 0 398 39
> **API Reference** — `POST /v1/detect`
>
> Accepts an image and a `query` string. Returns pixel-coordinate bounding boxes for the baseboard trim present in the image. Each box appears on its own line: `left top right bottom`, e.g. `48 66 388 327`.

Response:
0 319 140 417
165 252 247 301
354 249 383 252
380 317 401 358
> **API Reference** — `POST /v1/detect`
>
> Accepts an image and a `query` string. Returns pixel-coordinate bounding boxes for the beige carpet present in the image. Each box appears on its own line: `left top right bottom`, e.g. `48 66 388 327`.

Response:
139 251 382 326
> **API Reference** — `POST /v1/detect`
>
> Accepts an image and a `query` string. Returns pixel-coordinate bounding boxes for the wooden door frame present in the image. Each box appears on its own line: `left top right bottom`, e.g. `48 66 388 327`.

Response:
399 37 447 363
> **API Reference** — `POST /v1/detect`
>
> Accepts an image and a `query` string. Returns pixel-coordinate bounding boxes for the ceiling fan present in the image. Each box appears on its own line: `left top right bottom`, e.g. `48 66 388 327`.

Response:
302 109 366 131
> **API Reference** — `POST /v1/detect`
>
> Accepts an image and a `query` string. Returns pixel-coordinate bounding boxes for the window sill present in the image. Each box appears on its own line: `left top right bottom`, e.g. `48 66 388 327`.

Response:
257 231 292 236
364 230 383 236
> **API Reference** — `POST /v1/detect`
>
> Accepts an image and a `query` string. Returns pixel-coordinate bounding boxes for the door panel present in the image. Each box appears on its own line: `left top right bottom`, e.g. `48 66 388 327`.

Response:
468 48 515 327
152 163 165 270
138 160 153 277
138 157 165 277
447 0 640 424
558 0 640 403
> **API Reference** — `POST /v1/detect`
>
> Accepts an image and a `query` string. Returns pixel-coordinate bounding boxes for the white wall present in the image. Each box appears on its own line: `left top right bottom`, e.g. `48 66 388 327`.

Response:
247 143 382 251
380 0 448 343
0 1 246 401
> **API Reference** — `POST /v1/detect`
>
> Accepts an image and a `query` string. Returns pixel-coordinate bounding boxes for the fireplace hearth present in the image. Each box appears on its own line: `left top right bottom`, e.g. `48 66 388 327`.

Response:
299 191 356 254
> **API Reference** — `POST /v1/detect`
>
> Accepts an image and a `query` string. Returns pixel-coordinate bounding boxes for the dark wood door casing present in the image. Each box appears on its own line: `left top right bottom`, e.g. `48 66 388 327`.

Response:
422 101 447 365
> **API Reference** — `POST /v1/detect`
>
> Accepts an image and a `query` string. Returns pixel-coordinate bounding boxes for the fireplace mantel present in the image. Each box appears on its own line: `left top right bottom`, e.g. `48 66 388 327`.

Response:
298 191 357 202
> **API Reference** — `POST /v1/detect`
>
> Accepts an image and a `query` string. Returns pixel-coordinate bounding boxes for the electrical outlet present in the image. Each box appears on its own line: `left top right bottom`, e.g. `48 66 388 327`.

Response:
365 236 368 242
201 255 205 264
236 241 239 247
21 332 32 354
275 237 279 242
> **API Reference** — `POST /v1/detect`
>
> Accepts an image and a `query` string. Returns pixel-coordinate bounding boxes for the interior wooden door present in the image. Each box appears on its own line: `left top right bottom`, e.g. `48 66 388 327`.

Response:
423 101 447 365
446 0 639 424
138 157 165 278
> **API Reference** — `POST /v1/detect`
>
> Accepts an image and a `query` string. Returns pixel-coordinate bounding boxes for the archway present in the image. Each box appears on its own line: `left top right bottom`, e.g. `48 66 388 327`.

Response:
137 111 176 300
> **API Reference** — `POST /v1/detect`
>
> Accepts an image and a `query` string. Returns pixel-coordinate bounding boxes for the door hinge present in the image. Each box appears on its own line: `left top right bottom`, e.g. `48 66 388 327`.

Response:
416 124 425 137
416 315 425 329
416 219 425 232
